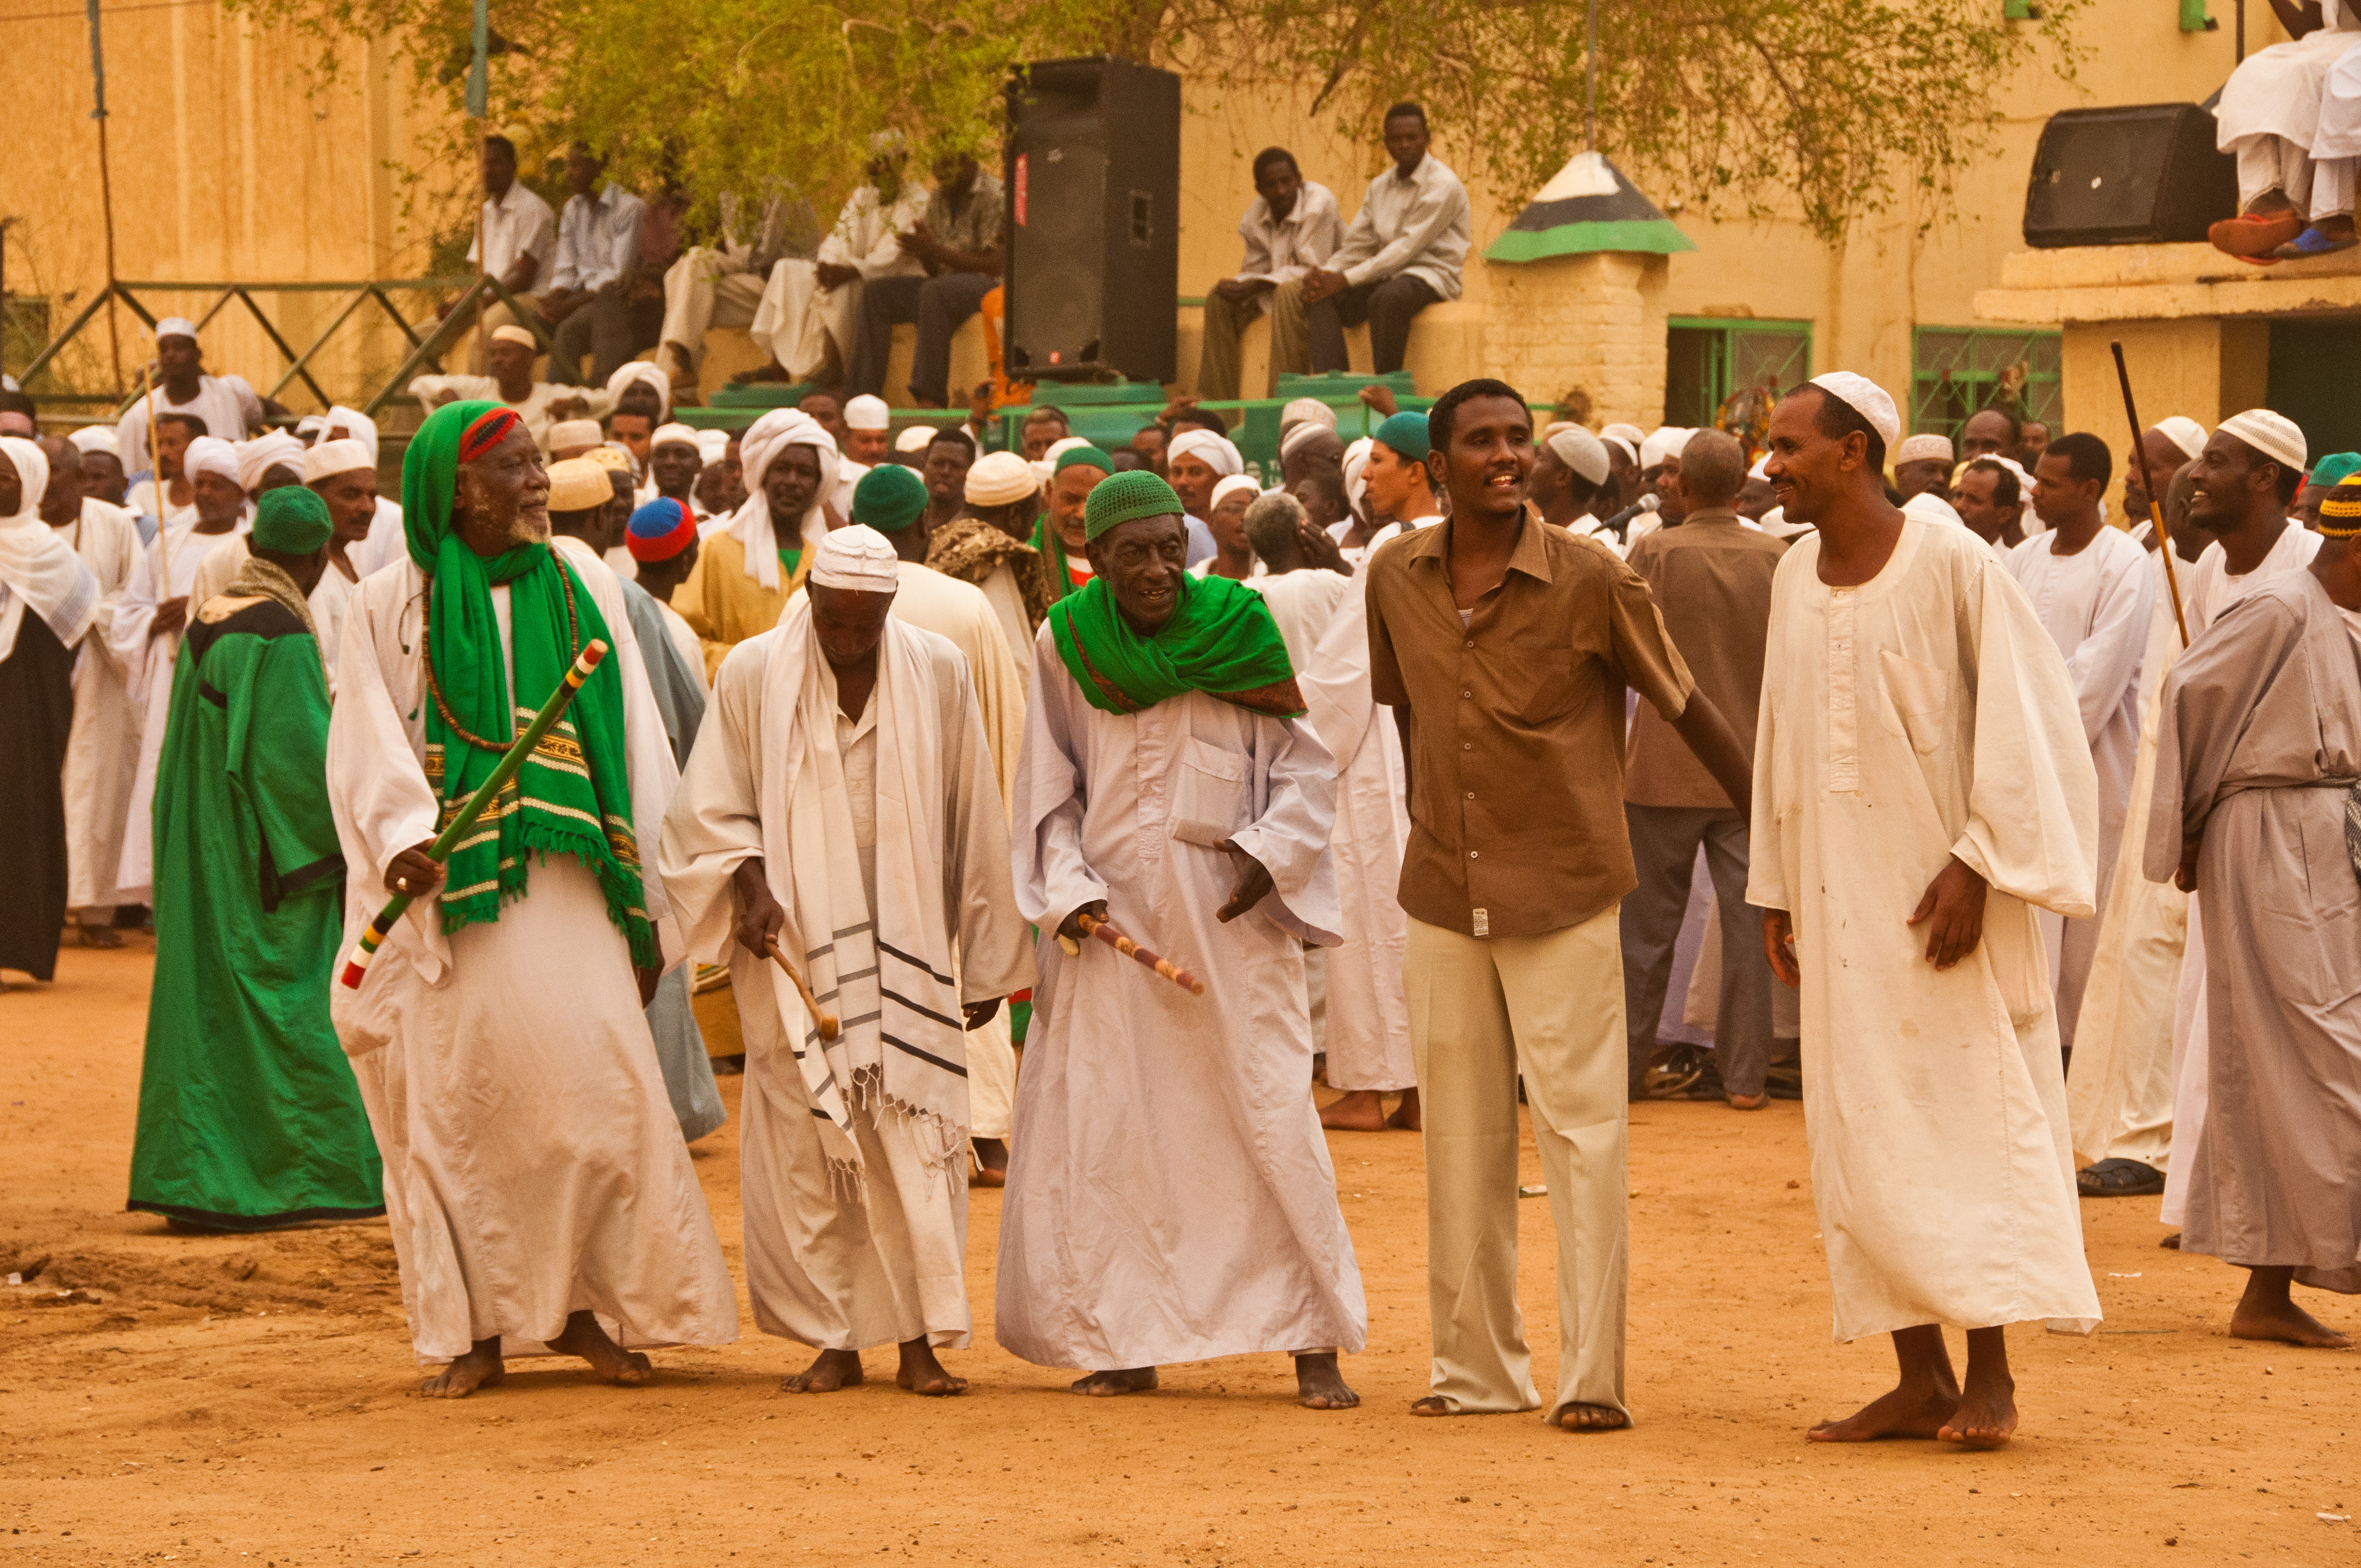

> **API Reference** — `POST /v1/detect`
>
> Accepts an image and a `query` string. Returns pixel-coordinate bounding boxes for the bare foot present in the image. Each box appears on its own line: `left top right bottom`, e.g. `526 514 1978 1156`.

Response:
548 1310 654 1387
1386 1088 1422 1131
2233 1268 2352 1348
1071 1366 1157 1397
1938 1385 2019 1448
1320 1090 1389 1130
971 1137 1008 1189
1296 1352 1358 1409
1727 1091 1769 1110
1555 1401 1630 1431
1808 1381 1959 1441
420 1337 504 1399
781 1348 864 1392
1410 1395 1456 1416
896 1338 967 1396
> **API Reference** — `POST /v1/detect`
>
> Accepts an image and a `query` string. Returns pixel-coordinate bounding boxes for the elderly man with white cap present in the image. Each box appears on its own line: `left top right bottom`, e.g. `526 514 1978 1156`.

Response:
660 522 1032 1398
1753 369 2101 1450
841 394 892 467
410 324 606 457
672 407 840 680
923 449 1054 669
1891 433 1954 502
113 318 273 480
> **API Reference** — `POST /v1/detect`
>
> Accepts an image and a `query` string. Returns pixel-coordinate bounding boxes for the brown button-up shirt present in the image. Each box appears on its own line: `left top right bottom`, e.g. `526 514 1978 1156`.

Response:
1366 515 1694 939
1621 507 1788 809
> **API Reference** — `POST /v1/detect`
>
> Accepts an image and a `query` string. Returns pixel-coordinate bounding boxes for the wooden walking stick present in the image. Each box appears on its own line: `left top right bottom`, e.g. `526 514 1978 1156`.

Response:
1071 911 1207 997
140 360 172 591
2111 340 2191 650
340 639 610 988
763 937 841 1041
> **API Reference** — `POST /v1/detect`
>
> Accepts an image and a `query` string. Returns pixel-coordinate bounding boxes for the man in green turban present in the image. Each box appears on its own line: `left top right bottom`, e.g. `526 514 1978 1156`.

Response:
999 469 1368 1412
128 487 384 1233
324 400 737 1399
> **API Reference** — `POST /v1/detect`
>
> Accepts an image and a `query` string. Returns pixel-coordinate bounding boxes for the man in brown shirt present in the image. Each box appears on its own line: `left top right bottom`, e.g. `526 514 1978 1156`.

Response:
1618 430 1788 1109
1366 378 1753 1434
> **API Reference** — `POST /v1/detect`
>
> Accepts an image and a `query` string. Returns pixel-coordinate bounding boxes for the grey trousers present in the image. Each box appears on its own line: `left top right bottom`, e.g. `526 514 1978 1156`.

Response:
1287 273 1440 375
552 288 664 385
1619 803 1774 1097
848 271 995 405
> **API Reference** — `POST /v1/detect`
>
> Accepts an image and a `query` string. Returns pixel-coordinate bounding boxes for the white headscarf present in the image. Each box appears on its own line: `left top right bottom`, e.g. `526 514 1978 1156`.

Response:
607 361 672 422
322 406 380 465
1167 428 1243 478
1342 436 1374 520
1210 474 1261 512
182 436 241 488
730 409 841 590
0 436 101 662
235 430 308 493
70 425 119 458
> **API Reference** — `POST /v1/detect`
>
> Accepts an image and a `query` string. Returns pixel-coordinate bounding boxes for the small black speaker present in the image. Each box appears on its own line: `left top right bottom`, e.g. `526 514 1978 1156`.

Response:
2023 103 2237 248
1003 55 1180 384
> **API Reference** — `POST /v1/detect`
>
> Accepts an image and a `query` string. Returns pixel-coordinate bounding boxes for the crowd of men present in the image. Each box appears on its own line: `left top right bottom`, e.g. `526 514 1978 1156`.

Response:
1 156 2355 1450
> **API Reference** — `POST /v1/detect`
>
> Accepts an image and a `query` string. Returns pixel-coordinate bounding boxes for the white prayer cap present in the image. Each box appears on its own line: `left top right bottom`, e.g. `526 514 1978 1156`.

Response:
1543 423 1611 486
68 425 118 458
964 450 1040 507
1210 473 1261 511
1639 427 1691 469
894 425 938 454
1894 432 1954 466
809 523 900 592
1342 436 1374 514
1805 372 1902 448
696 428 730 463
1600 421 1645 448
2217 408 2307 473
545 458 614 513
1167 428 1244 477
1280 398 1337 434
1280 419 1340 459
236 430 307 492
490 324 540 350
1747 454 1770 481
1902 491 1965 529
651 421 701 450
303 438 373 484
1601 432 1638 465
844 394 891 432
2155 415 2209 462
548 418 604 452
182 435 240 487
605 360 670 420
1035 435 1092 484
323 405 379 464
153 316 199 343
296 413 327 441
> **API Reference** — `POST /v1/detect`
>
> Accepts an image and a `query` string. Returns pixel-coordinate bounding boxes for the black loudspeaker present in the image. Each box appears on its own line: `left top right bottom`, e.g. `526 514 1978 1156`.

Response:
1003 56 1180 384
2023 103 2237 248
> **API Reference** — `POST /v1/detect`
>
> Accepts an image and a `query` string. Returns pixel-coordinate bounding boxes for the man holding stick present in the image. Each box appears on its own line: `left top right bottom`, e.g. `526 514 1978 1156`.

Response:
325 400 736 1397
998 470 1366 1409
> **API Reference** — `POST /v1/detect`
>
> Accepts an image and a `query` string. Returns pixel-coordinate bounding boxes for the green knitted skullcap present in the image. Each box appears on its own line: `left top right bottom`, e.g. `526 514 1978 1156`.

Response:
251 485 333 553
1055 444 1114 476
1373 411 1430 461
851 461 929 531
1083 469 1184 541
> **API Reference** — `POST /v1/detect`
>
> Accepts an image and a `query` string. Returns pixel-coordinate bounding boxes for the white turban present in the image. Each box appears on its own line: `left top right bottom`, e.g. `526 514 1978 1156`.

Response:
69 425 118 458
490 324 540 350
1895 433 1954 466
235 431 307 492
651 422 701 451
2155 415 2209 462
894 425 939 454
844 394 891 432
696 428 730 464
182 435 240 488
605 360 671 420
1280 420 1340 459
964 450 1040 507
303 439 372 484
2217 409 2307 473
1807 372 1901 448
1639 427 1692 469
153 316 198 344
1543 423 1611 486
1342 436 1374 518
1901 491 1965 529
730 408 841 590
1210 474 1261 512
547 419 604 453
0 435 101 665
1167 428 1243 478
322 405 380 464
296 414 327 442
809 524 900 592
1280 397 1337 435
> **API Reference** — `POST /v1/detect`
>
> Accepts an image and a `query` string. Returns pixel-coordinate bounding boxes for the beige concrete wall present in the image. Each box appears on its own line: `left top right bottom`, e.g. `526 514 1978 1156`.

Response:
2058 317 2269 440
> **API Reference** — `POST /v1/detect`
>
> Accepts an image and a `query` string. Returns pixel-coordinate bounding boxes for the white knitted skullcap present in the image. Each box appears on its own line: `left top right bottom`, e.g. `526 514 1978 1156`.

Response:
2217 409 2306 473
844 394 891 432
2154 415 2208 462
302 438 373 484
1895 433 1954 466
809 523 901 591
1806 372 1901 448
1544 423 1611 486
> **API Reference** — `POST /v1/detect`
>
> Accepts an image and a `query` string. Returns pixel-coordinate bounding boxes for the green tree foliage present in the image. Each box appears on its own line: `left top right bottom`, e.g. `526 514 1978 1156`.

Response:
228 0 2080 243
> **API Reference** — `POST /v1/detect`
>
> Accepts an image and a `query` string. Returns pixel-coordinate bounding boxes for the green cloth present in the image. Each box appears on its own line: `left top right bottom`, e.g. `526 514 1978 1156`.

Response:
1374 411 1430 460
1082 469 1183 541
2311 451 2361 487
1054 444 1114 475
780 546 802 577
401 399 655 967
1047 571 1305 717
1030 513 1083 602
252 486 332 553
128 597 383 1229
852 463 928 530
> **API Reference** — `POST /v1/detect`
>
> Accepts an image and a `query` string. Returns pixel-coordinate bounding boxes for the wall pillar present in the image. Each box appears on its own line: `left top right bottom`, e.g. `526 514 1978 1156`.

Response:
1482 251 1668 426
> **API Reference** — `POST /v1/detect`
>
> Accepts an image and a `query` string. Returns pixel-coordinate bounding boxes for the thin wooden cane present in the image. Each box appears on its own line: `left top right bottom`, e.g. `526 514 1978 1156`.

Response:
1076 911 1207 997
763 938 841 1041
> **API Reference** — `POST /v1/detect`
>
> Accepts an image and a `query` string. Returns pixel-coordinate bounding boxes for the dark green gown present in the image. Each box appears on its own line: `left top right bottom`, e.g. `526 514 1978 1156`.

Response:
127 594 384 1229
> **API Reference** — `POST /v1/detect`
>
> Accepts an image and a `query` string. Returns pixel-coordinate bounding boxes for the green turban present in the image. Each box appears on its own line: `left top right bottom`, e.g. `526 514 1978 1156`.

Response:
852 462 929 531
1055 444 1114 476
251 486 333 554
1082 469 1183 541
1374 411 1430 461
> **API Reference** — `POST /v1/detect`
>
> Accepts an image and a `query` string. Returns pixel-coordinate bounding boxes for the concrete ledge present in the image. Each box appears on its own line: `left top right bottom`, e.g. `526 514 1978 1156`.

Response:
1978 242 2361 324
1175 299 1483 398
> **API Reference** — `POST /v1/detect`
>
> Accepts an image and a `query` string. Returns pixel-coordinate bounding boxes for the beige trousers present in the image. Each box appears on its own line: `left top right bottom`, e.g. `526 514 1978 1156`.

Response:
1263 279 1317 388
659 246 765 371
1407 905 1629 1422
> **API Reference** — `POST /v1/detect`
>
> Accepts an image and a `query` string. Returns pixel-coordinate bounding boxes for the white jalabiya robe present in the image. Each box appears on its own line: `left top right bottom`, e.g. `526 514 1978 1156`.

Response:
2158 524 2324 1226
107 519 248 902
324 556 738 1363
1749 518 2103 1341
2215 1 2361 206
659 608 1033 1351
2065 546 2191 1170
752 184 928 378
1257 569 1415 1093
999 623 1368 1369
59 500 145 917
2004 526 2155 1049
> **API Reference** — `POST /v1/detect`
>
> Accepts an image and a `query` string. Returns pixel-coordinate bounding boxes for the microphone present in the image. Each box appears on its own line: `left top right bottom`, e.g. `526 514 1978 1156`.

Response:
1597 492 1660 540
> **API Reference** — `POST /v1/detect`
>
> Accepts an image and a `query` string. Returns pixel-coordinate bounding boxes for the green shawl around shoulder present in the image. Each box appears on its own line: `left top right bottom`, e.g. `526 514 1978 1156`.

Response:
1046 571 1304 718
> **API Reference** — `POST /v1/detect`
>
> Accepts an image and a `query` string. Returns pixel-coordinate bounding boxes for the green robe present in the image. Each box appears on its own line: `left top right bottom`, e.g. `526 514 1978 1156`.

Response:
127 595 384 1230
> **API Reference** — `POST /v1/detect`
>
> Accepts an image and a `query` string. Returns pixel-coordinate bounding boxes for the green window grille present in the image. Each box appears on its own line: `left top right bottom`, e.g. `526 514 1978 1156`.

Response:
1911 326 2061 444
1664 319 1813 437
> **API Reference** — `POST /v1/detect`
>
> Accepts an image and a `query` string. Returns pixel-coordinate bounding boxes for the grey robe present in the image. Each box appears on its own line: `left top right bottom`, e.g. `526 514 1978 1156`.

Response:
2147 570 2361 1293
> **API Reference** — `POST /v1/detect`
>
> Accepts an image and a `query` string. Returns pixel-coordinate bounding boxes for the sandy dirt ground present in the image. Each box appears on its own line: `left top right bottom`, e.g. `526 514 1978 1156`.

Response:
3 938 2357 1567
